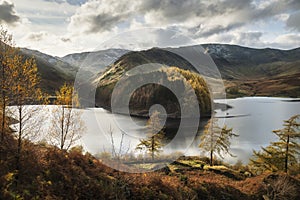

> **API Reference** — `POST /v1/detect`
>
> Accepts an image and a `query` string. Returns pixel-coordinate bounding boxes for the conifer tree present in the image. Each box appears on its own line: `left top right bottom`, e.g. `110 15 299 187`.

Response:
250 115 300 174
136 111 165 160
199 117 238 166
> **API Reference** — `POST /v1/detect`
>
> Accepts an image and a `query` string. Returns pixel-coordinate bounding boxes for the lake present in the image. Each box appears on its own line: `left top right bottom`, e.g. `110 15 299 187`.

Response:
80 97 300 164
10 97 300 165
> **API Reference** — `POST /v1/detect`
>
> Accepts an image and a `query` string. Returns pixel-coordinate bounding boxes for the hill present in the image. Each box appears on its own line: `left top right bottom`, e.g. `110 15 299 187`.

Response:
201 44 300 97
19 48 76 94
94 48 212 118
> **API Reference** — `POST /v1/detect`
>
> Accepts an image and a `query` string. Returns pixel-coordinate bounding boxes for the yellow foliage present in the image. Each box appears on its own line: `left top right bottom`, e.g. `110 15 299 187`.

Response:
4 172 14 182
55 83 80 107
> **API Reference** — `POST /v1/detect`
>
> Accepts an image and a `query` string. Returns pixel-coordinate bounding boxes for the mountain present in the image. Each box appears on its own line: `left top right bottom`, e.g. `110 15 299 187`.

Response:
10 43 299 99
200 44 300 97
19 48 129 94
20 48 76 94
61 49 129 79
201 44 300 79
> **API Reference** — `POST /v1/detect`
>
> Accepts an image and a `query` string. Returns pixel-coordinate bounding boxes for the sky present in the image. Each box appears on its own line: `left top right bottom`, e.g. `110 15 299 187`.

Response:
0 0 300 57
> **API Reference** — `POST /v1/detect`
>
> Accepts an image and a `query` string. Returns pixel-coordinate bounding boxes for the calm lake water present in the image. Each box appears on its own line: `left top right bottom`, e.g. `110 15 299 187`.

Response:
80 97 300 164
11 97 299 165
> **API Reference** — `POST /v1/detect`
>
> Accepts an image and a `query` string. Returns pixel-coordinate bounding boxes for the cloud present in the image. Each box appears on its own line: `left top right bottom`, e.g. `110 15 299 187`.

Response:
195 30 264 47
68 0 300 37
272 33 300 49
43 0 88 6
0 1 20 24
61 37 71 42
286 11 300 31
26 31 49 41
11 0 300 56
68 0 134 34
233 32 263 46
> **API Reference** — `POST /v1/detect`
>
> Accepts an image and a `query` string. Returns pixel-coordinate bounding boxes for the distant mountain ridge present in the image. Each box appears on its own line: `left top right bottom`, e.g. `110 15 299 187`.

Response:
201 44 300 79
199 44 300 97
9 44 299 98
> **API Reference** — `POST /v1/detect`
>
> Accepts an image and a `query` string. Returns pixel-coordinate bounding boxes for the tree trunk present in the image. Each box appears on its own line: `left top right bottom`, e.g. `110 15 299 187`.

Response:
285 134 289 173
60 106 64 150
15 107 22 189
210 150 213 166
151 136 154 160
1 64 6 142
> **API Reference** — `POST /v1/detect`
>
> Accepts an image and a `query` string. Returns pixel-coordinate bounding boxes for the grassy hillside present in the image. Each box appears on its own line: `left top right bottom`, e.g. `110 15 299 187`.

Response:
1 132 299 200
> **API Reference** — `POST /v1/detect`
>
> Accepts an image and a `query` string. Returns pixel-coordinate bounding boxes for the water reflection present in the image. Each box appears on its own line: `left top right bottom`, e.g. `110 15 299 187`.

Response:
82 97 300 164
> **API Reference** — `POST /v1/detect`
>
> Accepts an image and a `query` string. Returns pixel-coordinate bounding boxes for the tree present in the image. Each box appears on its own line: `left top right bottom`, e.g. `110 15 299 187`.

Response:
9 54 44 172
250 115 300 174
199 117 238 166
49 83 85 151
136 111 165 160
0 27 15 142
0 28 46 195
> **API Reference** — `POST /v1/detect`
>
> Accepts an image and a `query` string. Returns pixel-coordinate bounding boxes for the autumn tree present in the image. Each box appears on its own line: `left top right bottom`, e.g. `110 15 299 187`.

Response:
8 54 44 177
250 115 300 174
199 117 238 166
136 111 165 160
0 27 15 142
49 83 85 151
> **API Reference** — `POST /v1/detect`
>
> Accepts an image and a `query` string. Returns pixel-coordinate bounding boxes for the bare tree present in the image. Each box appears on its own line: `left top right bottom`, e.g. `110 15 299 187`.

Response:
108 125 130 161
49 83 85 151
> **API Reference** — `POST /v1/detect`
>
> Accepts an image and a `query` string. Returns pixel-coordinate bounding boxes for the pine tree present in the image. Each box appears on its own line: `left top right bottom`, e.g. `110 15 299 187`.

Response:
136 111 165 160
250 115 300 174
199 117 238 166
49 83 85 151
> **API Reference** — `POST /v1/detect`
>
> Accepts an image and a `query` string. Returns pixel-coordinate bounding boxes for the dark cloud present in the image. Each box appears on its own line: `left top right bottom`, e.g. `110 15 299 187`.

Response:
89 13 124 33
70 0 300 37
71 12 125 33
0 1 20 24
286 11 300 32
69 0 131 34
139 0 207 21
139 0 300 35
192 23 244 38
